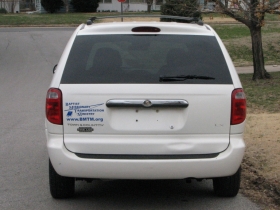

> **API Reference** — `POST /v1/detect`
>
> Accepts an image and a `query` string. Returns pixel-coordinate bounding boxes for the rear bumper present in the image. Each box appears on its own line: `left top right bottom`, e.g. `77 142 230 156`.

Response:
47 132 245 179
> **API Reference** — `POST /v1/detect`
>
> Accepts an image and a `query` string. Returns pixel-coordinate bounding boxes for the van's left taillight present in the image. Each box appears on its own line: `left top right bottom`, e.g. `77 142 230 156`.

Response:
46 88 63 125
231 88 246 125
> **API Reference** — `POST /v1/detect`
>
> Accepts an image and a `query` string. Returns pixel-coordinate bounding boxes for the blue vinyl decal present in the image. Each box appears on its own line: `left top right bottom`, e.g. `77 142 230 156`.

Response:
64 103 104 122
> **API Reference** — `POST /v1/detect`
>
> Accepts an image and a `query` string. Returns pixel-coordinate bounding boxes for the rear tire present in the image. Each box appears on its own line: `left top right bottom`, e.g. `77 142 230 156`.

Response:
213 167 241 197
49 160 75 199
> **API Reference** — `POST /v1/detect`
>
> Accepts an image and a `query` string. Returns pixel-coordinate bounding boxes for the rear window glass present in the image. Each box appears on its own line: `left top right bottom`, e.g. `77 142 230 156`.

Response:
61 35 232 84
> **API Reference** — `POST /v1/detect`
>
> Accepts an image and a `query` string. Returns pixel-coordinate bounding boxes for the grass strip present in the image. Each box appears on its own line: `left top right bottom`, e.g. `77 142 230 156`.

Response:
0 13 121 26
239 72 280 113
0 12 279 26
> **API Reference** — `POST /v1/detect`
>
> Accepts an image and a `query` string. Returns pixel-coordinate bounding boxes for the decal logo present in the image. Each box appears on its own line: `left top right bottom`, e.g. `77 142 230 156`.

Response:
67 123 104 127
64 102 104 122
67 111 73 117
77 127 94 132
66 117 103 122
65 103 104 112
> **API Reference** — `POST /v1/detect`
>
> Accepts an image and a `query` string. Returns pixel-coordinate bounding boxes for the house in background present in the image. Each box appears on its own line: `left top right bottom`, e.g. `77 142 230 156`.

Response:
33 0 165 13
35 0 215 13
98 0 164 12
11 0 216 14
0 0 20 13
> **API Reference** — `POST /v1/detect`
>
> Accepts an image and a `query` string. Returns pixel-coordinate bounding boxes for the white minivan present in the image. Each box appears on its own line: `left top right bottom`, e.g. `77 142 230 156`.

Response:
45 16 246 199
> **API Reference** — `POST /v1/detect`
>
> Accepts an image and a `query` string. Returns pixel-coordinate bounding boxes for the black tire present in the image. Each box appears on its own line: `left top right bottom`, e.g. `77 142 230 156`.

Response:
49 160 75 199
213 167 241 197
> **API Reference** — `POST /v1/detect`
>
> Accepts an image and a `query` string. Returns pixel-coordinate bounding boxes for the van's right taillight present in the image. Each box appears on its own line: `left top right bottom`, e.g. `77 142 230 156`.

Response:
231 89 246 125
46 88 62 125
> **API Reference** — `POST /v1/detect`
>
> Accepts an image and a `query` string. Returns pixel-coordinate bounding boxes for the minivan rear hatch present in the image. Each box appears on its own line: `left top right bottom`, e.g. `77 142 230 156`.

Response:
60 33 234 155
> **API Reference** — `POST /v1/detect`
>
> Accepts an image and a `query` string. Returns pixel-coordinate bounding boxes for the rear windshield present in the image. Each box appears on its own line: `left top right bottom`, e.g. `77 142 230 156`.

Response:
61 35 232 84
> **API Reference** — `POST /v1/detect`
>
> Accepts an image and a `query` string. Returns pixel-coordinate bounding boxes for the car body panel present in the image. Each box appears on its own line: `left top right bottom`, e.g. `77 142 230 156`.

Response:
47 132 244 179
61 84 233 154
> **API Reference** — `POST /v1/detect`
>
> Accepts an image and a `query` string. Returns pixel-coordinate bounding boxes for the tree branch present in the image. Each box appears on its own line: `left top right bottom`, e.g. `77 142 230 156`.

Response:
216 0 251 27
242 0 251 7
269 0 280 8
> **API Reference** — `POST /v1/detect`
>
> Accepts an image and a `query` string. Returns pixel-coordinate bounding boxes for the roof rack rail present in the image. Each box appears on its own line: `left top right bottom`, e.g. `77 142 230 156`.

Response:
86 15 204 26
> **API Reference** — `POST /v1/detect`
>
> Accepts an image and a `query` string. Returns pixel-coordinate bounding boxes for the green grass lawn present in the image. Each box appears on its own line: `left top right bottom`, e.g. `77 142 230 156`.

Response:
212 25 250 39
264 13 280 21
0 12 160 26
210 22 280 66
0 13 110 26
239 72 280 113
212 24 280 40
1 12 278 26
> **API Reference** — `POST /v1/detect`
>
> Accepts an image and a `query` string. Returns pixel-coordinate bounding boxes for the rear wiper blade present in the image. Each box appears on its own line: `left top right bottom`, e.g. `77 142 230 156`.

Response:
159 75 215 82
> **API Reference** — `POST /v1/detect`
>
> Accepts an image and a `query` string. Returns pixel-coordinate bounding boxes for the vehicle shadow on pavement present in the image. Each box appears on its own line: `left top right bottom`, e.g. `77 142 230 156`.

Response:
58 179 247 210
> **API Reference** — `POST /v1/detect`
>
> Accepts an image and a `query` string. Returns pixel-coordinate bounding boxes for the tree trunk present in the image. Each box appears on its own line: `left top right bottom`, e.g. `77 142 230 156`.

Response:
64 0 69 13
250 26 271 80
225 0 228 8
147 4 152 13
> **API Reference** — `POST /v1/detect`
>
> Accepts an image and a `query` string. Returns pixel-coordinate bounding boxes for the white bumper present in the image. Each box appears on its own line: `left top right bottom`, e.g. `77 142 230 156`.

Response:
47 131 245 179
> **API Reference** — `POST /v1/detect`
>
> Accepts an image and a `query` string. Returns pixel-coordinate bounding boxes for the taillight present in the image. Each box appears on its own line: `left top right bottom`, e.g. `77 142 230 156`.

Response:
132 26 161 32
46 88 62 125
231 89 246 125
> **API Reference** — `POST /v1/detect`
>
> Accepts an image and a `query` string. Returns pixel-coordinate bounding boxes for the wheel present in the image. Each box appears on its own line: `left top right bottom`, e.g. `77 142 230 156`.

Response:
213 167 241 197
49 160 75 199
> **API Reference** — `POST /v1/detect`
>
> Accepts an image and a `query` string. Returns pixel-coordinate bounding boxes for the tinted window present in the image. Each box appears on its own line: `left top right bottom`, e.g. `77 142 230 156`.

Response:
61 35 232 84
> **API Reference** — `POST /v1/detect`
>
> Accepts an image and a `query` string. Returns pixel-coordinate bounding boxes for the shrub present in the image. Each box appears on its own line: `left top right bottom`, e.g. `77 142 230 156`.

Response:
0 8 8 14
71 0 99 12
161 0 202 21
41 0 64 13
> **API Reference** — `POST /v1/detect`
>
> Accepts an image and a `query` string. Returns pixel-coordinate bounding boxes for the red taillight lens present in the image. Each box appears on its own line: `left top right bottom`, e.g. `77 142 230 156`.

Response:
231 89 246 125
46 88 62 125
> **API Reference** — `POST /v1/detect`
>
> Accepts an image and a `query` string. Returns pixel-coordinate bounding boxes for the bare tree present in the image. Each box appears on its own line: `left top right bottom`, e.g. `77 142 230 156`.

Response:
62 0 69 12
216 0 280 80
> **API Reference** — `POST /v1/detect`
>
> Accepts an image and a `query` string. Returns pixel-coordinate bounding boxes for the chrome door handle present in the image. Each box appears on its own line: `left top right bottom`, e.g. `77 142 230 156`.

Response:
106 99 188 108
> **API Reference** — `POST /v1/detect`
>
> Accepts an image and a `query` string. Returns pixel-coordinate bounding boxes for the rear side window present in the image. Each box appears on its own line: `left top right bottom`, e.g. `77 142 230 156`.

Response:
61 35 232 84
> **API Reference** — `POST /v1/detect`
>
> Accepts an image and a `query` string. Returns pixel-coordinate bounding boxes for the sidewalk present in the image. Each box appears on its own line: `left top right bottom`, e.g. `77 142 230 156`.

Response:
236 65 280 74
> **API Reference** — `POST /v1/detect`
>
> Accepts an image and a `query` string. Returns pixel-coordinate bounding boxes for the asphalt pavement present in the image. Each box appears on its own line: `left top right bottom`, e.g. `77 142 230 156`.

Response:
0 27 262 210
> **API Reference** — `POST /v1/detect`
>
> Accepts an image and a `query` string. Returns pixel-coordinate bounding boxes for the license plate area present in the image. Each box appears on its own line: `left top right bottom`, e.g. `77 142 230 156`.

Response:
107 107 187 132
